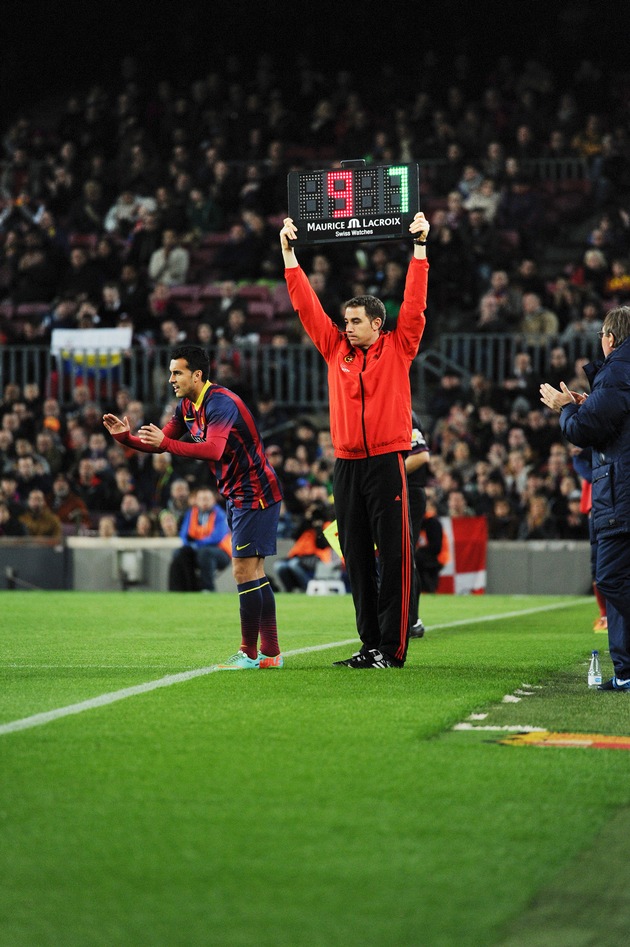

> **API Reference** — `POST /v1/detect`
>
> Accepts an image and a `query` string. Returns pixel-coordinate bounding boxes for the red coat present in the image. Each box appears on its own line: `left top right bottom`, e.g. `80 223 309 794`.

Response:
285 258 428 459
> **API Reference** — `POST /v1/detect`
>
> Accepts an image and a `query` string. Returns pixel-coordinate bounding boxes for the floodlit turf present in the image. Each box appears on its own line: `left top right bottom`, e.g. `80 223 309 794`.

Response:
1 592 630 946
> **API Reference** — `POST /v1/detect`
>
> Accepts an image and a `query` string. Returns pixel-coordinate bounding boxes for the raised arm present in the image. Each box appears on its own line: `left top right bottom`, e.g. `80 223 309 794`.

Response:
409 211 430 260
279 217 299 269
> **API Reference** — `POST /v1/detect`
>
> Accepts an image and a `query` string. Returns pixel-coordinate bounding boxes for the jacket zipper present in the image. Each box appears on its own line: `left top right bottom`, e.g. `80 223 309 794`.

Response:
360 351 370 456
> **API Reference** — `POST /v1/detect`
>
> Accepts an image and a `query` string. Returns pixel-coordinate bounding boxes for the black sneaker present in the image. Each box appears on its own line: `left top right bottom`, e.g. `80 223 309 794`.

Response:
598 677 630 691
409 619 425 639
348 649 403 669
333 651 365 667
368 649 404 668
345 651 376 668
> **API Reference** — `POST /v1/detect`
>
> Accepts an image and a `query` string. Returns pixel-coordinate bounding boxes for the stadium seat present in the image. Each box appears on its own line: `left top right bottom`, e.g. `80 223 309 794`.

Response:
198 284 224 301
69 233 99 250
246 300 275 320
235 284 272 302
177 301 204 318
15 302 51 317
271 282 293 315
167 285 199 302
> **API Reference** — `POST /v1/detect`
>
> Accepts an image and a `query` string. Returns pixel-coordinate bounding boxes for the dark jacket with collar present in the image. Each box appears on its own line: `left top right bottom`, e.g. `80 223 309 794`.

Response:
560 336 630 537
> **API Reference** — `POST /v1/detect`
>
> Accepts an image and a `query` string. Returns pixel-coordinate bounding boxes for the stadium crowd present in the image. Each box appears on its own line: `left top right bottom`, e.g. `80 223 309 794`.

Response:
2 47 630 559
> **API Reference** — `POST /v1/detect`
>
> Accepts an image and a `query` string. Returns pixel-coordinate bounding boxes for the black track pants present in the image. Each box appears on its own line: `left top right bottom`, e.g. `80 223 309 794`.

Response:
334 453 413 663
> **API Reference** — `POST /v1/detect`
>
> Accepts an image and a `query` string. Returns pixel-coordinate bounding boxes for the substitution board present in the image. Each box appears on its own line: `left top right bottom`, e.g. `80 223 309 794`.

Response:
287 161 420 245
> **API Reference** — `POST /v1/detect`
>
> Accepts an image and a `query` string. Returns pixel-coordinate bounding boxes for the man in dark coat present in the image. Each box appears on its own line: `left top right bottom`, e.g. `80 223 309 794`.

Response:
540 306 630 690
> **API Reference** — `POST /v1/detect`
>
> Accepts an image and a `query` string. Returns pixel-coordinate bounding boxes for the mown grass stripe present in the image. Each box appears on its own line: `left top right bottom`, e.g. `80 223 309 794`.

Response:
0 599 590 737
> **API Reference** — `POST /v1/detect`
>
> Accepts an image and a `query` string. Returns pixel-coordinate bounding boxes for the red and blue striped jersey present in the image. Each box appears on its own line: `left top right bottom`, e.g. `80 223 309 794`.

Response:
161 382 283 509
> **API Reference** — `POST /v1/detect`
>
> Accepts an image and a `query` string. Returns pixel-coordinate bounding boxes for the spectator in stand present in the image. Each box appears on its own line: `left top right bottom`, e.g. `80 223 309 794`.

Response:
513 258 547 300
560 296 603 347
134 512 157 537
19 488 62 541
463 177 501 223
42 164 78 221
567 356 590 394
35 430 65 477
126 208 163 273
604 258 630 305
512 123 539 162
0 499 26 536
473 294 505 334
273 501 335 593
98 514 117 537
481 140 506 181
433 141 465 194
103 189 149 238
0 429 16 473
487 496 520 539
570 248 609 298
547 275 581 330
66 179 106 235
462 207 498 293
591 133 630 208
0 471 23 515
10 228 61 304
158 509 179 538
147 228 190 288
146 451 175 510
413 496 445 594
136 282 183 339
57 245 102 302
185 186 222 242
115 492 142 536
542 128 572 160
499 351 542 415
109 464 137 507
546 346 571 389
480 269 521 326
427 222 473 317
211 221 262 282
445 190 467 231
446 488 475 518
72 456 115 513
571 112 604 160
517 291 559 347
167 486 233 590
495 175 543 255
97 281 128 327
14 453 50 501
93 237 122 284
81 430 111 472
558 490 589 540
49 470 92 531
165 477 191 525
473 468 508 515
457 163 484 201
518 493 558 540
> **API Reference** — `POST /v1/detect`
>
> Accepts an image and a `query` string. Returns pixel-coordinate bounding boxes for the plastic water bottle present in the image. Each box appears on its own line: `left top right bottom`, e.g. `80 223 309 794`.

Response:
588 650 602 688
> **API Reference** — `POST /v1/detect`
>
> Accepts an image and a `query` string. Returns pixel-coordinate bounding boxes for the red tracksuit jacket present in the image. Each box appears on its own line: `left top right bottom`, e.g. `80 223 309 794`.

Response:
285 257 429 459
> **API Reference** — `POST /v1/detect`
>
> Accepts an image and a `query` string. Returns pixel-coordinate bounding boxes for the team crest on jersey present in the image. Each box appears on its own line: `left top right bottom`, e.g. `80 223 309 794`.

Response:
344 354 355 363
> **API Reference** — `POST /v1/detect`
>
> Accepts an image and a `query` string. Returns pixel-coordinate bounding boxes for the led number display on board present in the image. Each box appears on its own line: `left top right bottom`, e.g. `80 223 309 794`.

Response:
287 162 420 245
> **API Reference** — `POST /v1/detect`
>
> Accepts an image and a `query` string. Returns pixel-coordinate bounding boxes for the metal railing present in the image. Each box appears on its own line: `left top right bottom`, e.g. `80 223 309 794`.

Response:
433 333 600 384
1 335 600 419
417 156 591 186
0 343 334 411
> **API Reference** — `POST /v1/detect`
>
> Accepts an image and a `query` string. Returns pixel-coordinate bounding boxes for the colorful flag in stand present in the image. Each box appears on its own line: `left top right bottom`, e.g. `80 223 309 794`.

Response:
437 516 488 594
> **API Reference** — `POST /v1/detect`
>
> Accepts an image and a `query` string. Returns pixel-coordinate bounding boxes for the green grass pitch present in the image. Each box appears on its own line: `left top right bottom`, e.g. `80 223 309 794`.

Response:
2 591 630 946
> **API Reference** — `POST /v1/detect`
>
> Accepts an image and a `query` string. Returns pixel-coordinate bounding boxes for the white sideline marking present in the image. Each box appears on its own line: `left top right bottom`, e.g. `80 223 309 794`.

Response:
0 599 590 737
453 723 547 732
